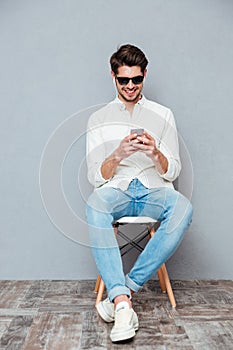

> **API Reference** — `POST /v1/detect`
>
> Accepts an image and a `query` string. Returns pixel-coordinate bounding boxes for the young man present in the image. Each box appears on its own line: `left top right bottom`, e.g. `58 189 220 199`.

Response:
86 44 193 342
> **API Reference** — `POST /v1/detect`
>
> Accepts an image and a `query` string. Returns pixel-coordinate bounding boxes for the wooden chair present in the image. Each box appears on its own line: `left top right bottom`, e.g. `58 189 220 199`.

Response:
94 216 176 308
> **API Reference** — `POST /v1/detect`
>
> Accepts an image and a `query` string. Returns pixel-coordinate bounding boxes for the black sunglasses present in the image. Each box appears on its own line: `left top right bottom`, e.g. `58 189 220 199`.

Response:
115 75 144 85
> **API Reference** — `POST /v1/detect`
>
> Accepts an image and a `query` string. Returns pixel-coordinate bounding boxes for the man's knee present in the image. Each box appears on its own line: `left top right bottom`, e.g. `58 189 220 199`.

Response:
177 192 193 222
177 193 193 231
86 187 118 215
166 188 193 224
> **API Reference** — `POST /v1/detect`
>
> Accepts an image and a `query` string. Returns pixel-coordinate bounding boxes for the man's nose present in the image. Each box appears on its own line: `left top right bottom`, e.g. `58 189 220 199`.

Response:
126 80 134 88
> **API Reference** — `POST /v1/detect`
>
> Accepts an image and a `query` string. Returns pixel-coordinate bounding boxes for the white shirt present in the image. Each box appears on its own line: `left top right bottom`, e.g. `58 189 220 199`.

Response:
86 96 181 190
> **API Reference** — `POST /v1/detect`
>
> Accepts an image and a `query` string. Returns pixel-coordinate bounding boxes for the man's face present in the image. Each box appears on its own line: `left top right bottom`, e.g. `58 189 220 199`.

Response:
112 65 146 104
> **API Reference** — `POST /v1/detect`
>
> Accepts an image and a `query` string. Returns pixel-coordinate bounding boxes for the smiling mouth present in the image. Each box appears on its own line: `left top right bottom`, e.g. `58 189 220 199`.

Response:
124 89 137 95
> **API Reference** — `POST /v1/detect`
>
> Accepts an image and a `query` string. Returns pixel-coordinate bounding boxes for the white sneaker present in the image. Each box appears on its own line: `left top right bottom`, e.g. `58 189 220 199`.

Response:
96 298 115 323
110 308 139 342
96 298 139 329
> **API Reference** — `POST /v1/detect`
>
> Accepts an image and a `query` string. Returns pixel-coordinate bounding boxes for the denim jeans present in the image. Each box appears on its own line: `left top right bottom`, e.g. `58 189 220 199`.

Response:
86 179 193 302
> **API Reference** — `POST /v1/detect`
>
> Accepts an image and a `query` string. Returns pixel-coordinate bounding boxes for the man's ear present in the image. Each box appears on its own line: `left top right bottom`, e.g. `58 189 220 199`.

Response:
143 69 147 77
111 70 115 79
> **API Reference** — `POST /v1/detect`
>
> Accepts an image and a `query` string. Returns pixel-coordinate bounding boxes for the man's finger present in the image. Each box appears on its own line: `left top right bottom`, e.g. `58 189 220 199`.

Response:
125 133 138 142
143 131 154 140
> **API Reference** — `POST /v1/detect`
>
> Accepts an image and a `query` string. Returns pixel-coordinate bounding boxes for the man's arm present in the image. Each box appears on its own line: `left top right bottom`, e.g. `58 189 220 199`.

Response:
152 149 168 175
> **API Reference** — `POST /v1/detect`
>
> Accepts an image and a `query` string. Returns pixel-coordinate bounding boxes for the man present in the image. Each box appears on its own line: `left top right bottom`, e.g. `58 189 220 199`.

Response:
86 44 193 342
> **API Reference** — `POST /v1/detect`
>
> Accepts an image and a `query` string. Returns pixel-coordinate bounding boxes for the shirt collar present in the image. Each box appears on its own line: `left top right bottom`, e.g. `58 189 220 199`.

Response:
113 95 146 110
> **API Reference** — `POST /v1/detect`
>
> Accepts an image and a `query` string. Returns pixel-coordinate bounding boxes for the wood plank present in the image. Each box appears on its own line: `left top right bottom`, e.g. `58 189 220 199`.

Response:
38 294 96 313
79 310 107 349
21 312 82 350
0 309 38 317
0 281 32 309
26 280 82 294
175 304 233 321
0 316 33 349
0 317 12 339
19 280 96 310
182 320 233 350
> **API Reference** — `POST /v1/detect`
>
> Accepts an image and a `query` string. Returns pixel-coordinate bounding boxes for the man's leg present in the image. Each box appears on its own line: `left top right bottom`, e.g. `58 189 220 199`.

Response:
125 187 193 293
86 186 139 341
86 186 133 302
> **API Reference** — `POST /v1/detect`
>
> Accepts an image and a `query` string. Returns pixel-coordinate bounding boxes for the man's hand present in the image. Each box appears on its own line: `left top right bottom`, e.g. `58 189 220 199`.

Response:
134 131 168 174
100 133 140 180
113 133 142 161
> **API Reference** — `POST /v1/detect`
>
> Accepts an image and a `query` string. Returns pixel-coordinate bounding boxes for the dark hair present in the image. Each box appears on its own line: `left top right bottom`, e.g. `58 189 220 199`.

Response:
110 44 148 75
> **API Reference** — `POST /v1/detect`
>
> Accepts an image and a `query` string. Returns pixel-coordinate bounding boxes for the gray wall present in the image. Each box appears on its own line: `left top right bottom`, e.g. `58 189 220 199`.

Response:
0 0 233 280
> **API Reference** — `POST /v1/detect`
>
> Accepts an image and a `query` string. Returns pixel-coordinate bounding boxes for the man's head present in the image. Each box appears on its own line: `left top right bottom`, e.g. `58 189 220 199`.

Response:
110 44 148 103
110 44 148 75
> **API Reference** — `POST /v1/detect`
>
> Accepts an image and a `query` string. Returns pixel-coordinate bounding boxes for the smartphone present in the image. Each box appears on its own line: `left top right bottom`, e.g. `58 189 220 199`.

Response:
130 128 144 144
130 128 144 135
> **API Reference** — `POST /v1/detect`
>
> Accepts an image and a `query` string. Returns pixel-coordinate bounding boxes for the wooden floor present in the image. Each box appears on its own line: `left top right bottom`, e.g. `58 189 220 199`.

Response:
0 280 233 349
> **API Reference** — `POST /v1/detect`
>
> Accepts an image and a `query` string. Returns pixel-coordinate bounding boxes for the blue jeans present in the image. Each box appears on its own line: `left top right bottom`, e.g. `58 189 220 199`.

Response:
86 179 193 302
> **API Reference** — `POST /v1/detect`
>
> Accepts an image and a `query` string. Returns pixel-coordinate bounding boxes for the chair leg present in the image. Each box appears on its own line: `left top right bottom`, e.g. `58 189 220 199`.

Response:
149 226 166 293
113 225 118 236
157 267 166 293
148 225 155 238
161 264 176 308
149 224 176 307
95 278 105 305
94 274 101 293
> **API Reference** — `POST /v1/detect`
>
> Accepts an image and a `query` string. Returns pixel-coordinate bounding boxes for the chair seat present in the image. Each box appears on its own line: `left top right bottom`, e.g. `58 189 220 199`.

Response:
115 216 158 224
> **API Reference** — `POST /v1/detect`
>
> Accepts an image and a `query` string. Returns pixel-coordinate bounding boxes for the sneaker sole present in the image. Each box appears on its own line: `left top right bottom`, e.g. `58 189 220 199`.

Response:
110 327 136 342
133 320 139 331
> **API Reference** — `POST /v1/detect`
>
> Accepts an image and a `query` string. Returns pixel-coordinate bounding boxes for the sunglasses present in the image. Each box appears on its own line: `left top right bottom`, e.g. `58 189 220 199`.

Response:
115 75 144 85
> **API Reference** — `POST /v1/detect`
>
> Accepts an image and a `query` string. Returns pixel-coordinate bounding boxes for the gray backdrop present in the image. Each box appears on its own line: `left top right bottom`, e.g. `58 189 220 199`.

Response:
1 0 233 279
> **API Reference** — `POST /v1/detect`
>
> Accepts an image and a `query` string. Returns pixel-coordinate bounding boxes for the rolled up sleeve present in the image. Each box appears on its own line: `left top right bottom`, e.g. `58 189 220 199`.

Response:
158 109 181 182
86 114 109 188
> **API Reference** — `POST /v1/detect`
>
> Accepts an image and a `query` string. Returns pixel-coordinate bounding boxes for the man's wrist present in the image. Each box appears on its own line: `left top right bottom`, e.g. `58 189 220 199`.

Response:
152 149 168 174
101 151 122 180
111 150 123 163
152 148 160 161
